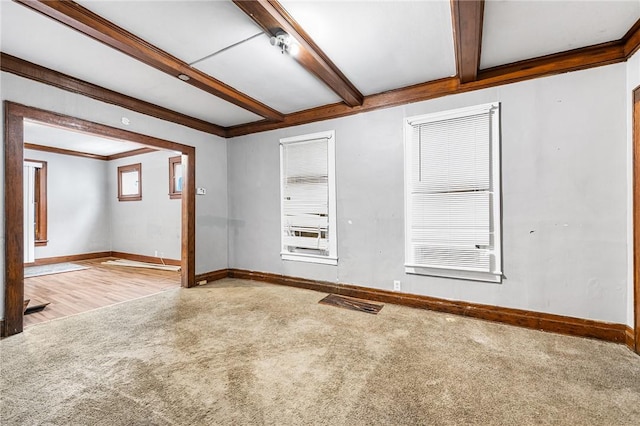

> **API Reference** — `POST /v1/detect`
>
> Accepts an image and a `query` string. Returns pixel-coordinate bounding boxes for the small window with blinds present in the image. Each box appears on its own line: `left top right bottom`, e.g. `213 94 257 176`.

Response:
280 130 337 265
404 103 502 283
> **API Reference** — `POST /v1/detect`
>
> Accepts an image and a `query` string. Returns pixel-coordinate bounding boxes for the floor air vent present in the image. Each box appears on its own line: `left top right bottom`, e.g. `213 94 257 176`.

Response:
319 294 383 315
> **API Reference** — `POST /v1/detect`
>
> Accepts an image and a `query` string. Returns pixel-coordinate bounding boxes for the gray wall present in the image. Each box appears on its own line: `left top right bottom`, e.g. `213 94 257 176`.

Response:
1 72 229 318
25 149 110 258
108 150 181 261
228 63 629 324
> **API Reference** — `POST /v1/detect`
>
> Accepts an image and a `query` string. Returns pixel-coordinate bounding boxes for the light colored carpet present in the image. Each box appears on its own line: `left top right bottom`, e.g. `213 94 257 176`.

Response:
24 262 89 278
1 278 639 425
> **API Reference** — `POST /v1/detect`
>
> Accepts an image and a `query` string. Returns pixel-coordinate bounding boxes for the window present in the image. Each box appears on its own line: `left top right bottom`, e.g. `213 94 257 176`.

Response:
280 130 337 265
25 159 47 246
169 155 183 199
404 102 502 283
117 163 142 201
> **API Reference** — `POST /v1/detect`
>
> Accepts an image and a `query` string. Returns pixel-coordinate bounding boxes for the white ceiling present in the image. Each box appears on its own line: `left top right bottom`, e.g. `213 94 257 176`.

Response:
279 0 457 95
24 120 149 156
2 0 639 133
481 0 640 69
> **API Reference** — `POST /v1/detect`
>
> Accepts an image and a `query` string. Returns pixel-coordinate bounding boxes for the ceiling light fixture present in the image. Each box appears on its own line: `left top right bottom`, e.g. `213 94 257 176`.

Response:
177 74 190 81
270 31 299 56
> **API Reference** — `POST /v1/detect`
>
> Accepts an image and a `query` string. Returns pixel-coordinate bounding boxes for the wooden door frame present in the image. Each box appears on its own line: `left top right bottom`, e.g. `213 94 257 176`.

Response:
3 101 196 337
634 86 640 354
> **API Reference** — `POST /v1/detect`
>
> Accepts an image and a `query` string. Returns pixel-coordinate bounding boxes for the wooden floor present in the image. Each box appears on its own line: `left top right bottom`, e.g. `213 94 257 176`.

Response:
23 258 180 327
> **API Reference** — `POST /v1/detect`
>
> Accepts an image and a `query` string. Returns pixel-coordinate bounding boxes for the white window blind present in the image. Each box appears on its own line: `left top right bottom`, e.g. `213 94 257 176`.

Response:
280 130 337 265
405 103 501 282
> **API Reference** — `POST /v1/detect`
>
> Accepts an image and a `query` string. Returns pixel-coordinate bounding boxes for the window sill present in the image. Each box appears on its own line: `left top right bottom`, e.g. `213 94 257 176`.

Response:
169 193 181 200
405 265 502 283
281 252 337 266
35 240 48 247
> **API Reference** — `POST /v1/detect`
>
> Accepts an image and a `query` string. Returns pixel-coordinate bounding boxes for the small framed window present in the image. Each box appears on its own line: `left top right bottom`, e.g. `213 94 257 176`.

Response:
117 163 142 201
169 155 183 200
404 103 502 283
280 130 337 265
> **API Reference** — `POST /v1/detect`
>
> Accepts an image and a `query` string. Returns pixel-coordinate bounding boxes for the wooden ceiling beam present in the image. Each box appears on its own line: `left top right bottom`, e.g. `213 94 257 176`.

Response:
233 0 364 107
14 0 283 122
228 35 634 137
1 52 227 137
450 0 485 84
226 77 460 137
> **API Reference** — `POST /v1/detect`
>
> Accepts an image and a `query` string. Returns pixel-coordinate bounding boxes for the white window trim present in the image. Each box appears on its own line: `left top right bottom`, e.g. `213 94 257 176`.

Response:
404 102 502 283
280 130 337 266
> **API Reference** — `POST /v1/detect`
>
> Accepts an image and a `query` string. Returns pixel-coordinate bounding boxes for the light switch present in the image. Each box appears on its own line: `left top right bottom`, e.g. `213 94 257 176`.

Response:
196 187 206 195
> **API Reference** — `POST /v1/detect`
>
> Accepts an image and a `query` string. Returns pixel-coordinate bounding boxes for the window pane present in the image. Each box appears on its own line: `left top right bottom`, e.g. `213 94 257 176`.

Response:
121 170 139 195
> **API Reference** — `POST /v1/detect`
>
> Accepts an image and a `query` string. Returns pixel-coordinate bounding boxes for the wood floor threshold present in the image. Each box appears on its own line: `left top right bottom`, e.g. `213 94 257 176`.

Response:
319 294 383 315
217 268 630 346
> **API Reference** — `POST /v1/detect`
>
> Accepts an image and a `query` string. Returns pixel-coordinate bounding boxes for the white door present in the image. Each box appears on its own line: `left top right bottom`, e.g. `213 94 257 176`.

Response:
23 162 41 263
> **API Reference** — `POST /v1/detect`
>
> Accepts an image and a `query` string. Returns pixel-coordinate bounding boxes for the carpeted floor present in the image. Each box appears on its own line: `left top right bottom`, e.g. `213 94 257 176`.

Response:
1 278 639 425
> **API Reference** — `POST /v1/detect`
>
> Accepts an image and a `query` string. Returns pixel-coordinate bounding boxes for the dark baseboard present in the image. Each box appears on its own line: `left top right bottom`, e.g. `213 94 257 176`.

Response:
228 268 628 345
27 251 112 266
0 319 5 338
626 326 636 351
26 251 181 267
195 269 229 284
110 251 181 267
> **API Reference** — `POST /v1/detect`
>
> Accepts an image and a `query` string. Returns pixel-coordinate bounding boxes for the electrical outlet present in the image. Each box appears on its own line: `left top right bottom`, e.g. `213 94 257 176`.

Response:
393 280 401 291
198 280 207 285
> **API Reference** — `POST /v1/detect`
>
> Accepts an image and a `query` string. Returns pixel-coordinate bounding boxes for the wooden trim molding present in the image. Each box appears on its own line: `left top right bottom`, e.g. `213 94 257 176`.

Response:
25 142 157 161
450 0 484 84
3 101 196 337
110 251 181 267
25 251 112 267
168 155 182 200
227 269 629 344
195 269 229 284
0 52 225 137
233 0 363 107
107 148 156 161
117 163 142 202
228 19 640 137
623 18 640 59
634 85 640 354
626 326 636 352
25 142 108 161
24 158 48 246
14 0 283 121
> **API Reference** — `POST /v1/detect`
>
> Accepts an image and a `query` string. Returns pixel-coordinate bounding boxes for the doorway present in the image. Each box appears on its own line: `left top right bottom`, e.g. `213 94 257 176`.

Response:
3 101 196 337
634 85 640 354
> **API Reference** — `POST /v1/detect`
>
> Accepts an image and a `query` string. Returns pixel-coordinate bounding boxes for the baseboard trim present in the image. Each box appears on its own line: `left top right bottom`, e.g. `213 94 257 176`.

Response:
195 269 229 284
26 251 181 267
110 251 181 267
228 268 628 344
0 319 5 339
27 251 112 266
626 326 636 351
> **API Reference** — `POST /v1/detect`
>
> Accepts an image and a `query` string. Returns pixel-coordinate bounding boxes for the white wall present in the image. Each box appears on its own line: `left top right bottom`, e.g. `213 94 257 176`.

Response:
228 64 629 324
24 149 110 258
1 72 229 318
108 150 181 260
627 50 640 327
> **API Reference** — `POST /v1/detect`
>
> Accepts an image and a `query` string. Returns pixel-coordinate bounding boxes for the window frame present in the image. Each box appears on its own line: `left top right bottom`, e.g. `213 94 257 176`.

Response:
404 102 502 283
117 163 142 202
279 130 337 265
25 159 48 246
168 155 182 200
